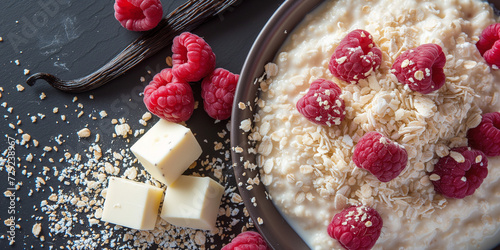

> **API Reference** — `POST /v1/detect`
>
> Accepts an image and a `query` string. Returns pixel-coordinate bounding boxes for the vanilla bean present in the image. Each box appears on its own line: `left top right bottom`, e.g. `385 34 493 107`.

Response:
26 0 238 93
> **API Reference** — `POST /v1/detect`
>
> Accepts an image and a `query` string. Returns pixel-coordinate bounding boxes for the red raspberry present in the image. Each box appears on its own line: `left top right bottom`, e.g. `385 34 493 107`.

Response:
467 112 500 156
329 29 382 84
391 44 446 94
353 131 408 182
327 206 383 250
172 32 216 82
222 231 269 250
431 147 488 199
143 68 194 123
296 79 346 127
201 68 239 120
114 0 163 31
476 23 500 68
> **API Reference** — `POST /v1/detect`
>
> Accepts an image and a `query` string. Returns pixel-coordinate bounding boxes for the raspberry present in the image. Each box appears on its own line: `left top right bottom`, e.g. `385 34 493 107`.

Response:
172 32 216 82
329 29 382 84
467 112 500 156
431 147 488 199
327 206 383 250
391 43 446 94
476 23 500 68
201 68 239 120
114 0 163 31
352 131 408 182
143 68 194 123
296 79 346 127
222 231 269 250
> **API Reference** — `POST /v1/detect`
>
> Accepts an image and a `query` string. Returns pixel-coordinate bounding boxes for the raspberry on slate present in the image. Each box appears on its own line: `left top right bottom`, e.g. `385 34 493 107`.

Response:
329 29 382 84
467 112 500 157
222 231 269 250
296 79 346 127
201 68 239 120
327 206 383 250
431 147 488 199
353 131 408 182
476 23 500 68
114 0 163 32
172 32 216 82
143 68 194 123
391 43 446 94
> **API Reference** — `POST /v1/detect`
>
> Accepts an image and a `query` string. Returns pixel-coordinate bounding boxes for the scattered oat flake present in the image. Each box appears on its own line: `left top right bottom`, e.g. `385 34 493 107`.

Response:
99 110 108 118
24 69 30 75
194 231 206 245
16 84 24 91
32 223 42 237
142 112 152 121
77 128 91 138
115 123 131 137
166 56 173 67
238 102 246 110
257 217 264 225
239 118 252 132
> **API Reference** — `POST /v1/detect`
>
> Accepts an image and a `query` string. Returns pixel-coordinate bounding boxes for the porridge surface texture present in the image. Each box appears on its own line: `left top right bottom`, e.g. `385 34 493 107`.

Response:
254 0 500 249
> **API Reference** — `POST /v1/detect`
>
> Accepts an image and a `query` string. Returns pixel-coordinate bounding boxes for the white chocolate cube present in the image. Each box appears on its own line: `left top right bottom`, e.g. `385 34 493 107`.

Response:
101 177 164 230
160 176 225 231
131 119 202 186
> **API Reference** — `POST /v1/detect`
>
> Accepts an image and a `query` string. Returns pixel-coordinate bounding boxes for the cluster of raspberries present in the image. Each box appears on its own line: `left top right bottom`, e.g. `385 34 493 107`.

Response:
298 29 449 127
429 23 500 199
429 111 500 199
312 23 500 249
328 29 446 94
114 1 239 122
143 32 239 122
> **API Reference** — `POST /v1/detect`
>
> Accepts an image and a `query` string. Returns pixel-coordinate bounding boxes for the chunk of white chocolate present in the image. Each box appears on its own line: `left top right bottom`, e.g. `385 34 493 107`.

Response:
131 119 202 186
101 177 164 230
160 176 224 231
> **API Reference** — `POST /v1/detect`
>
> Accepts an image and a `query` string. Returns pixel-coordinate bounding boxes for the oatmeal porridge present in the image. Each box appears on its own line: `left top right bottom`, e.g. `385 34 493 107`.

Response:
253 0 500 249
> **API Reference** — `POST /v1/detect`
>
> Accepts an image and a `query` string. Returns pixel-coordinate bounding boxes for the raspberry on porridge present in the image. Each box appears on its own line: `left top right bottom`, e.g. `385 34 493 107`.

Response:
391 43 446 94
328 29 382 84
296 78 346 127
327 206 383 250
476 23 500 68
467 112 500 157
430 147 488 199
352 131 408 182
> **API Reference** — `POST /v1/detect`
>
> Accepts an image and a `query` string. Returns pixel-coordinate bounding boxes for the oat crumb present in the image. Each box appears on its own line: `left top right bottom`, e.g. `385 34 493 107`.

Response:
32 223 42 237
77 128 91 138
16 84 25 92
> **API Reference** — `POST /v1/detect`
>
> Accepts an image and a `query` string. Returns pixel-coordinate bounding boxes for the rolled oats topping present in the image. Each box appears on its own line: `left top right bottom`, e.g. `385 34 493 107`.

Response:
252 0 500 249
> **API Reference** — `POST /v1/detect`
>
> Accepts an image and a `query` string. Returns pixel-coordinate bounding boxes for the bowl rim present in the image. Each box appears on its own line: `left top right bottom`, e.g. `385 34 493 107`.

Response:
230 0 324 249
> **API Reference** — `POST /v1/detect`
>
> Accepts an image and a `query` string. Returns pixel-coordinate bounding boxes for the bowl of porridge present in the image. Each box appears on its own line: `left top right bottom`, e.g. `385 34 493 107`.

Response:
231 0 500 249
